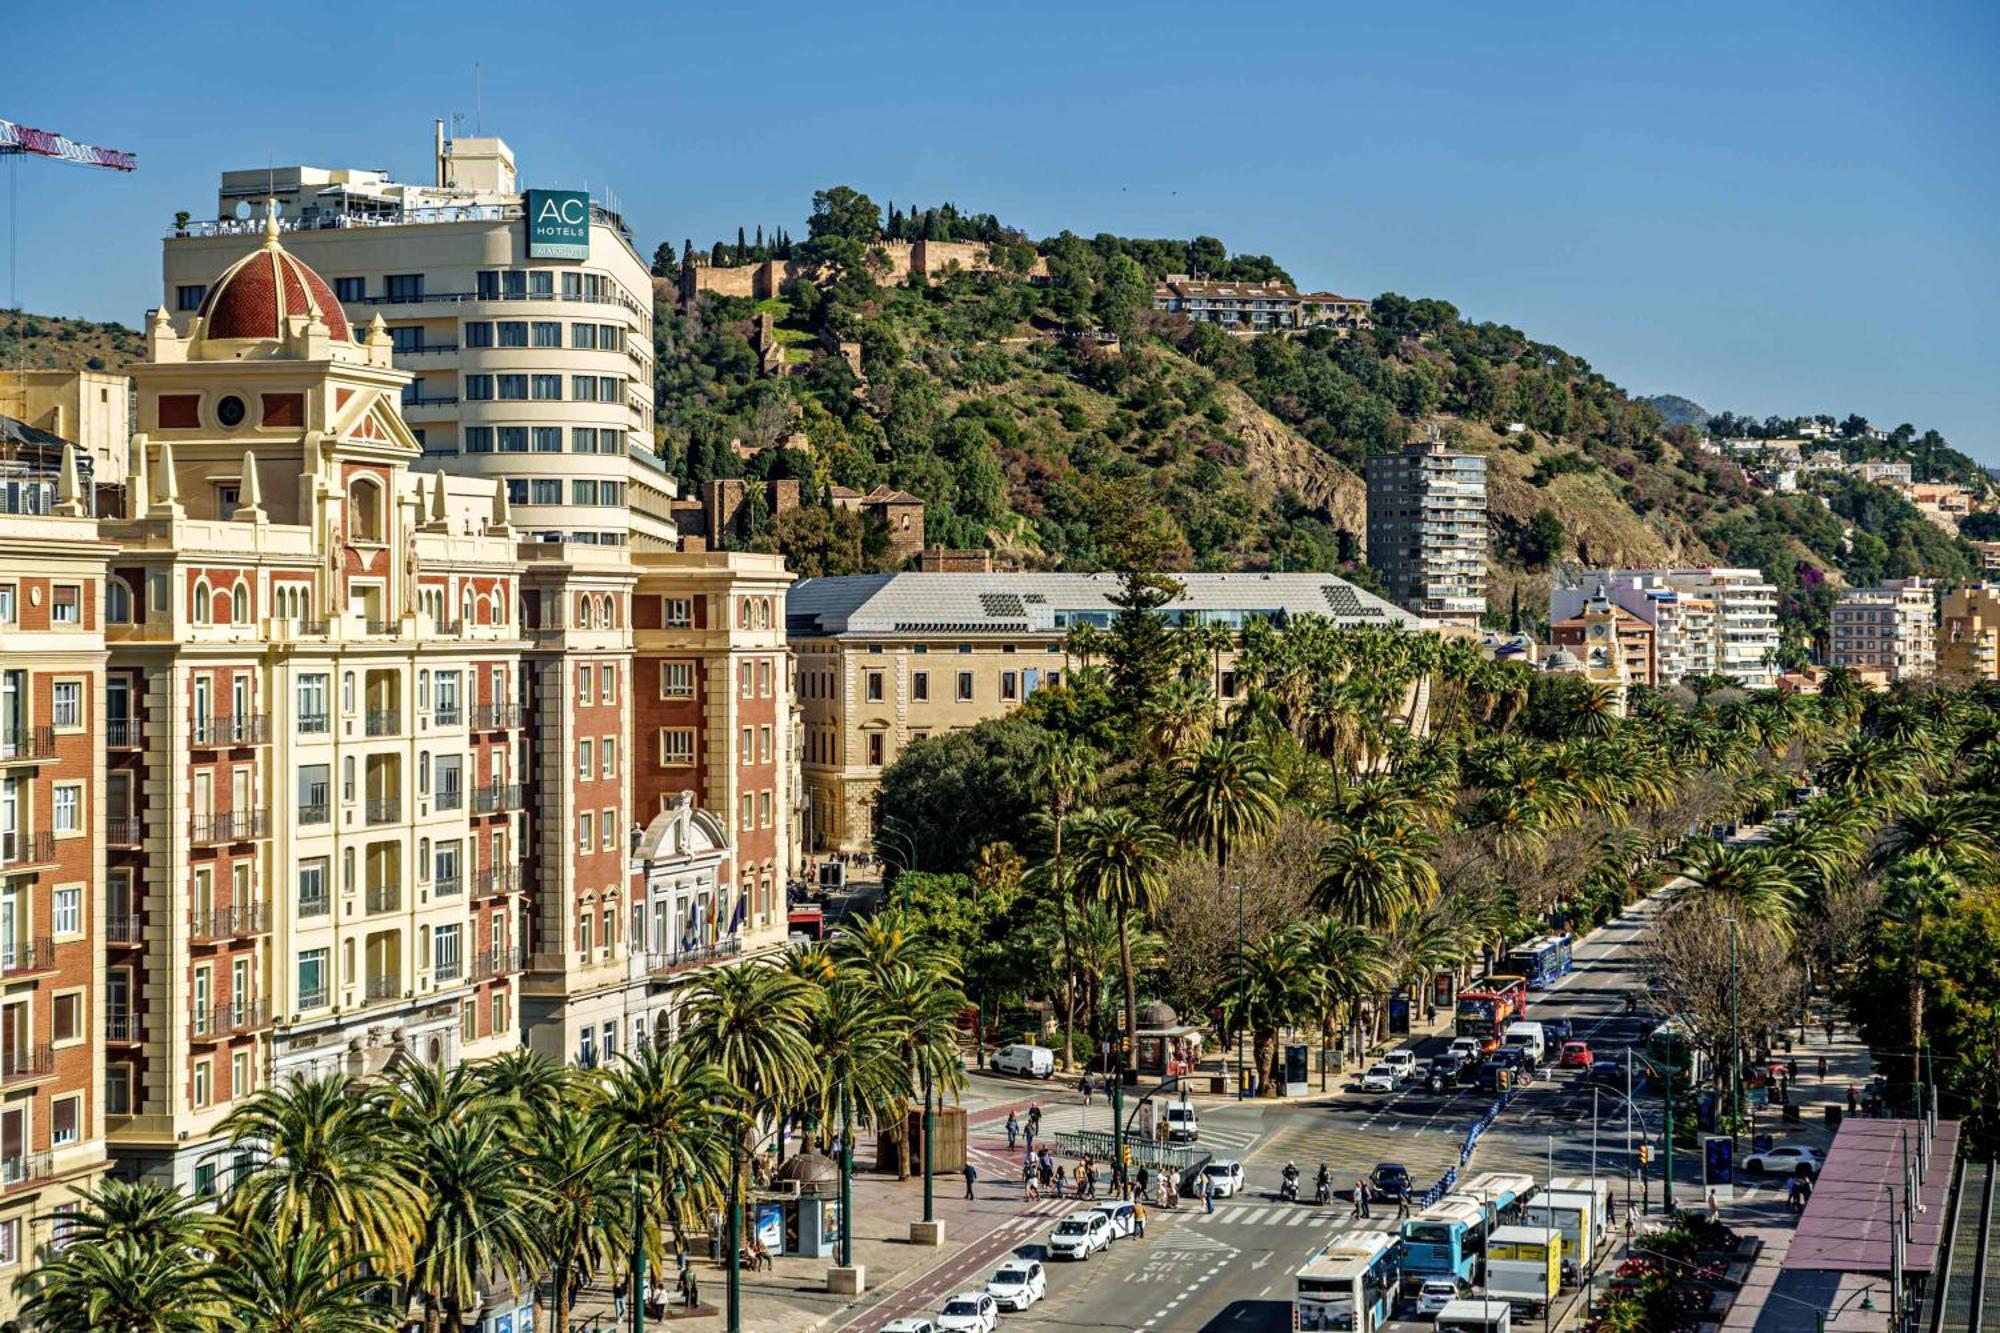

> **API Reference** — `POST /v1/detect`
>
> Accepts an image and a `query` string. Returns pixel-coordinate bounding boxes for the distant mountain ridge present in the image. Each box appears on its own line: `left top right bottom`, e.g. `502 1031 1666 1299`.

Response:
1647 394 1710 430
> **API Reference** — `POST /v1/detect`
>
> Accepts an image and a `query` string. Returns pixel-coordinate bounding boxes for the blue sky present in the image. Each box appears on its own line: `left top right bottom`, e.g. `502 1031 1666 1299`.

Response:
8 2 1997 460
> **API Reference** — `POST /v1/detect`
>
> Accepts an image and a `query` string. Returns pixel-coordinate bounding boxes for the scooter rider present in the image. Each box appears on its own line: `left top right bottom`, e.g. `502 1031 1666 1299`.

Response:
1314 1163 1332 1205
1281 1161 1301 1202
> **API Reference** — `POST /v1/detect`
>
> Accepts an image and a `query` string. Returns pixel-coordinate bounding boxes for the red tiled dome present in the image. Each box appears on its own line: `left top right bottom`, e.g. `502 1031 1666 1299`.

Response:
198 235 351 343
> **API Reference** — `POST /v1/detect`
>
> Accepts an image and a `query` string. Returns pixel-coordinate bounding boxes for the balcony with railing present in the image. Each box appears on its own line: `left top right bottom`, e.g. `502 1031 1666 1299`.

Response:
190 809 269 845
0 1151 52 1190
106 815 142 847
0 1044 53 1085
470 946 527 981
190 904 269 942
0 938 54 976
473 703 521 730
433 954 464 983
297 801 330 827
642 936 744 979
297 891 330 920
0 727 56 763
105 1012 139 1042
365 883 401 915
431 704 463 727
105 718 138 748
364 973 402 1001
434 786 464 812
432 871 464 897
365 797 401 825
106 913 143 945
191 999 268 1039
297 985 328 1011
475 865 518 897
191 714 269 747
364 709 402 737
472 782 522 815
0 832 55 869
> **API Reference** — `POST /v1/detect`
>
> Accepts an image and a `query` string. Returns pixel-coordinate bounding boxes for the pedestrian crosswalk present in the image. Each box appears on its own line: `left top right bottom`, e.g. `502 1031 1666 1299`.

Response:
971 1197 1389 1239
989 1103 1261 1157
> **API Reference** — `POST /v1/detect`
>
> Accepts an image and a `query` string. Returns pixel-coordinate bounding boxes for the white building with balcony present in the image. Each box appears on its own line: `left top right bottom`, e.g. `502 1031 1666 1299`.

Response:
1365 440 1488 627
159 125 673 554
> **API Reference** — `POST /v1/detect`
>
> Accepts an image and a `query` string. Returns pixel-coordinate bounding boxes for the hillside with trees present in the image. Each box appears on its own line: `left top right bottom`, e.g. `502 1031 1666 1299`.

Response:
650 186 1986 651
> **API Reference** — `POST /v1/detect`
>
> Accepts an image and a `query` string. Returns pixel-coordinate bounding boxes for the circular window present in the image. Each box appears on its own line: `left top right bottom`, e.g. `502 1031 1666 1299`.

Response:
217 395 247 428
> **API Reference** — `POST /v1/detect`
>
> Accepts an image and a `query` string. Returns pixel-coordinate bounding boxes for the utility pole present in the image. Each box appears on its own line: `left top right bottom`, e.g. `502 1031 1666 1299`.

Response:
630 1173 646 1333
921 1067 934 1225
727 1145 742 1333
1726 917 1742 1147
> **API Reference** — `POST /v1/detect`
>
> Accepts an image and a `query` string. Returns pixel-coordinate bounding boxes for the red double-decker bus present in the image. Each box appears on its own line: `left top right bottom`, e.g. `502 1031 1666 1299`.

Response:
1454 975 1528 1043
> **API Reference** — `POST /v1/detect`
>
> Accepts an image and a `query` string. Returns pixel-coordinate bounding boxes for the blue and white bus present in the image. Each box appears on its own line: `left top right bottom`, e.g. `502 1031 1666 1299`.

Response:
1460 1171 1537 1226
1501 936 1572 990
1295 1230 1401 1331
1399 1197 1488 1286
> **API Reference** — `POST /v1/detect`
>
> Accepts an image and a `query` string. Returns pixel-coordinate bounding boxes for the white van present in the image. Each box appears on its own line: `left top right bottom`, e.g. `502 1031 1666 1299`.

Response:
1163 1103 1200 1142
1437 1299 1512 1333
992 1044 1055 1079
1502 1021 1547 1064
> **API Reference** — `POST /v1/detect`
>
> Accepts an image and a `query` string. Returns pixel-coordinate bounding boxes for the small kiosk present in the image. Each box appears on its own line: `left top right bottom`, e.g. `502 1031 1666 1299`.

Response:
1133 1000 1205 1086
761 1151 845 1260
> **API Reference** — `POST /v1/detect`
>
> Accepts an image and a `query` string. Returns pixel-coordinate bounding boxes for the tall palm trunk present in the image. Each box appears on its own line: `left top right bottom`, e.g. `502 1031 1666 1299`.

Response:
1116 896 1138 1087
1055 812 1076 1073
1909 916 1926 1103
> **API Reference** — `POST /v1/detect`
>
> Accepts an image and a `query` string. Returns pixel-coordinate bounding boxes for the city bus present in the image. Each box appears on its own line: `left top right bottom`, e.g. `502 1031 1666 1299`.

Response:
1399 1197 1488 1287
1501 936 1573 990
1294 1229 1401 1331
1454 977 1528 1043
1459 1172 1537 1229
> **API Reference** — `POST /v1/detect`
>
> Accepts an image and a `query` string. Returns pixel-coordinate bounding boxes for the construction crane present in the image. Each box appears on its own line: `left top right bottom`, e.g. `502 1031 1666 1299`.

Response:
0 120 136 171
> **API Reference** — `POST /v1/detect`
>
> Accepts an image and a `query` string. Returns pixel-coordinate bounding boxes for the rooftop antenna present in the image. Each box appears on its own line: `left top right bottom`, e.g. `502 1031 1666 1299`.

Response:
474 64 483 135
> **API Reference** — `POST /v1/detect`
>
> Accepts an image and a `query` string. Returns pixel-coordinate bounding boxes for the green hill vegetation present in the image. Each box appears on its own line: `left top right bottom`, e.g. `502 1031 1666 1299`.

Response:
0 309 143 375
651 186 1986 656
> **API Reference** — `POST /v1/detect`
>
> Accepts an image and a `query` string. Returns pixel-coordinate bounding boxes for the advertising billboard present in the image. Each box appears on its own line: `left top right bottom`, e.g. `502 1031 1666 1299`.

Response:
525 189 589 260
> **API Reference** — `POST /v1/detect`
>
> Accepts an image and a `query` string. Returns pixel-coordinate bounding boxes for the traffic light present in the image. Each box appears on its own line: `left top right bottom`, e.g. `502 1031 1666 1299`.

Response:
1637 1145 1652 1166
1122 1145 1132 1166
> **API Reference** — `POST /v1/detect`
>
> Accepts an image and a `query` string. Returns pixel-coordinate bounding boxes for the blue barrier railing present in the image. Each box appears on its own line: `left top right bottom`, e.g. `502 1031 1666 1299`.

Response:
1415 1087 1517 1209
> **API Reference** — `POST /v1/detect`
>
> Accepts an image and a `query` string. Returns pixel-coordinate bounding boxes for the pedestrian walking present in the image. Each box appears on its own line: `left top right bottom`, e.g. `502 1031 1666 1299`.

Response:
1028 1102 1042 1134
1023 1157 1038 1202
1053 1164 1067 1197
679 1266 700 1311
1360 1180 1372 1219
614 1283 627 1323
1398 1191 1412 1220
1786 1178 1801 1213
1137 1165 1152 1200
1823 1018 1835 1043
1023 1120 1035 1154
1818 1055 1828 1080
1787 1056 1799 1082
1705 1190 1720 1226
964 1162 978 1199
1847 1084 1859 1113
1203 1174 1214 1214
1135 1200 1148 1239
1006 1111 1019 1151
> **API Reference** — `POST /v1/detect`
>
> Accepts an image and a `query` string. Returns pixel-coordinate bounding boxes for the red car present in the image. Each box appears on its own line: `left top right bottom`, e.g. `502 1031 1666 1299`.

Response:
1560 1040 1594 1068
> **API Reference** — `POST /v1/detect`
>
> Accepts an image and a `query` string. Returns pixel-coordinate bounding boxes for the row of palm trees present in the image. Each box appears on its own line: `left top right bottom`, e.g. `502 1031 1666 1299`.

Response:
1013 613 1874 1093
19 923 966 1333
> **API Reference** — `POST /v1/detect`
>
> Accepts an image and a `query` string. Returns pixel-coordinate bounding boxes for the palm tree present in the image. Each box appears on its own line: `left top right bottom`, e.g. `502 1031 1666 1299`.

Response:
212 1224 393 1333
16 1236 220 1333
1671 841 1802 941
524 1103 629 1330
1070 808 1175 1079
1312 818 1440 926
1817 734 1918 804
53 1176 211 1251
385 1059 484 1134
1143 678 1215 758
407 1116 545 1333
1291 917 1390 1090
805 975 903 1269
477 1046 576 1133
1217 935 1318 1095
218 1074 422 1275
869 961 969 1180
597 1043 741 1256
1881 852 1960 1098
1163 735 1284 882
1029 735 1102 1073
679 961 817 1289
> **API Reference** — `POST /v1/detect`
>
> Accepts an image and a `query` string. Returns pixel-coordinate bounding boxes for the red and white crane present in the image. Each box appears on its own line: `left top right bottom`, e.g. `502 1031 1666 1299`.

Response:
0 119 136 171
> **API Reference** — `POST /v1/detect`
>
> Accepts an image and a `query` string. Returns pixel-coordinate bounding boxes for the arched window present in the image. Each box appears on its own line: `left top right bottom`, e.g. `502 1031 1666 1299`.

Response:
348 478 383 544
461 590 474 626
230 581 249 626
191 579 211 625
106 579 132 625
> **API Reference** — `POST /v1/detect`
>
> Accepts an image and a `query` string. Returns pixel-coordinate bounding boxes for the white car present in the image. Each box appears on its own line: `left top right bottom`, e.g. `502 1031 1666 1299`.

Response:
1048 1209 1113 1259
1163 1102 1200 1142
878 1320 938 1333
1449 1037 1487 1062
986 1258 1046 1311
1092 1200 1138 1238
1200 1159 1246 1198
1382 1049 1419 1082
1361 1063 1400 1093
1744 1144 1824 1177
1418 1278 1468 1316
991 1044 1055 1079
936 1292 999 1332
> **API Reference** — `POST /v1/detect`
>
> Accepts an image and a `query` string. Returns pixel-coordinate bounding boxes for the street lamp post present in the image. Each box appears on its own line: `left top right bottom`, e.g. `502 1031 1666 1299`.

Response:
921 1066 934 1225
1727 917 1742 1147
630 1172 647 1333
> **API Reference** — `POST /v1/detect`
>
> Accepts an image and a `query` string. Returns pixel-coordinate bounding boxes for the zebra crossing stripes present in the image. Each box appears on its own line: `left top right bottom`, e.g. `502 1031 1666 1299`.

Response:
1184 1203 1380 1229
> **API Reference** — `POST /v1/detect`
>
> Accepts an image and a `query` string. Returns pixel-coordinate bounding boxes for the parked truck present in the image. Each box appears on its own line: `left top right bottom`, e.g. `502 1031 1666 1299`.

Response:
1483 1225 1561 1317
1519 1176 1612 1276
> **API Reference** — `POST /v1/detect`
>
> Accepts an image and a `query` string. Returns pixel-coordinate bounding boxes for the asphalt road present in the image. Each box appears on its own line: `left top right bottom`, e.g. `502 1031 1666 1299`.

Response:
950 893 1676 1333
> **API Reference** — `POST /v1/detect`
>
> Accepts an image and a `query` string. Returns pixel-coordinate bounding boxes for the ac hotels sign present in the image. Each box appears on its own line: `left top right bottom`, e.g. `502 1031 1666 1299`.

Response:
526 189 590 259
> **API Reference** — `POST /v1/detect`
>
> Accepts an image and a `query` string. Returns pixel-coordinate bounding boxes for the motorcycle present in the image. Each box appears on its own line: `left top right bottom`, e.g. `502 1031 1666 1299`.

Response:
1315 1179 1332 1206
1280 1169 1301 1203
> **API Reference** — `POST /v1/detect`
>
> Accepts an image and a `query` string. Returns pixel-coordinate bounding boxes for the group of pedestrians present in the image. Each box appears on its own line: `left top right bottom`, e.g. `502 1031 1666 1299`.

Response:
1018 1147 1128 1202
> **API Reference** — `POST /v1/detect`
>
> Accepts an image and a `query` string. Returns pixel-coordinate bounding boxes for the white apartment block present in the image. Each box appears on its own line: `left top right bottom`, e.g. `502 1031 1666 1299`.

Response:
160 125 674 554
1555 568 1778 687
1829 578 1936 681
